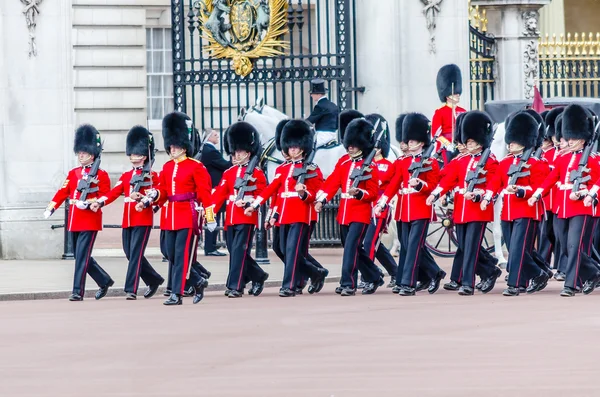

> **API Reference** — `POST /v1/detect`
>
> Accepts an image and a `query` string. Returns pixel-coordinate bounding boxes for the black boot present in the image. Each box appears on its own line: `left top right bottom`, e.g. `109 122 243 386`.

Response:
164 294 182 305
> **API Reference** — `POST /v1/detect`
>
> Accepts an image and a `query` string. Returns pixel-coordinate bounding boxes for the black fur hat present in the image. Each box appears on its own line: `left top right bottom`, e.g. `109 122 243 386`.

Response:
544 107 564 139
344 118 374 153
126 125 154 162
454 112 467 144
275 119 290 152
225 121 261 156
562 104 595 142
282 119 315 157
555 113 564 141
402 113 431 145
395 113 408 143
436 64 463 103
365 113 390 158
74 124 101 157
339 109 364 142
505 112 539 149
461 111 494 149
162 111 193 154
523 109 545 148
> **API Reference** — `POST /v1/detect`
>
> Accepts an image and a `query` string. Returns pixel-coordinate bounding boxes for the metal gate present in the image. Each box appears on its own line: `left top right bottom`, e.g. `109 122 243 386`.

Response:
468 4 496 110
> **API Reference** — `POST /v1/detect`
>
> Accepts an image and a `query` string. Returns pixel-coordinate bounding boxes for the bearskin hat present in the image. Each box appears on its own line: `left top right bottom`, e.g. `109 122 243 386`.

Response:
344 118 374 153
402 113 431 145
395 113 408 144
436 64 463 103
74 124 101 157
554 113 564 141
562 104 595 142
275 119 290 152
523 109 545 148
225 121 261 157
544 107 564 139
162 111 193 154
126 125 154 162
281 119 315 157
505 112 539 149
454 112 467 144
365 113 390 158
461 111 494 148
339 109 364 142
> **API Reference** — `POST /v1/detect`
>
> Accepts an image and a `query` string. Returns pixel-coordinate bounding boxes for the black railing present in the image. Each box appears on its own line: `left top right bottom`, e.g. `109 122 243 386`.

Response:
469 25 496 110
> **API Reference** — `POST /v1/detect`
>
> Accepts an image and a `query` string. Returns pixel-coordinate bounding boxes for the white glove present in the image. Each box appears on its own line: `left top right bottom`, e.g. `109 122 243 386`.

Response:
145 189 159 201
43 210 53 219
75 200 89 210
195 204 204 213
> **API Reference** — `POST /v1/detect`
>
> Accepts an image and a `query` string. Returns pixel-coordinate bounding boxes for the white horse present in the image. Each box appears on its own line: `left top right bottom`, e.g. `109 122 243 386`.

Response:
490 122 508 265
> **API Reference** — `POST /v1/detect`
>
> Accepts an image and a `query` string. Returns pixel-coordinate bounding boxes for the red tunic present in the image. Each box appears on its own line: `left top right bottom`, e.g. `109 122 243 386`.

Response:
373 157 393 220
536 151 600 219
255 161 322 225
431 104 467 147
103 168 159 228
485 154 547 221
318 157 379 225
49 166 111 232
432 152 499 224
540 147 558 212
211 163 267 227
380 154 439 222
154 157 212 231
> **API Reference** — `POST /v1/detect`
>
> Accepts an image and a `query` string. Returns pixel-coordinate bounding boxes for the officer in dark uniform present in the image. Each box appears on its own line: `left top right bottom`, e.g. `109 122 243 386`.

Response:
306 79 339 132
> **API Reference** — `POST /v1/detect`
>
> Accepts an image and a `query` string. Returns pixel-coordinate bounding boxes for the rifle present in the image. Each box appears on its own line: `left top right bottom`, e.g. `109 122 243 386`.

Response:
76 151 102 202
292 139 318 185
348 119 383 188
506 146 534 186
234 154 260 201
569 118 600 193
465 127 498 193
130 158 155 193
408 126 443 180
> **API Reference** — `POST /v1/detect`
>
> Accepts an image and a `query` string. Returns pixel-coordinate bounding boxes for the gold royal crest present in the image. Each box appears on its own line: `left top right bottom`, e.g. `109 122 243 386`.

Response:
198 0 289 77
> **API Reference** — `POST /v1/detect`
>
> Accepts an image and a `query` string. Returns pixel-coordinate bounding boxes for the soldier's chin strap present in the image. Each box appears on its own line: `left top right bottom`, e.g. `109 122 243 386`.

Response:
169 148 186 160
349 150 363 159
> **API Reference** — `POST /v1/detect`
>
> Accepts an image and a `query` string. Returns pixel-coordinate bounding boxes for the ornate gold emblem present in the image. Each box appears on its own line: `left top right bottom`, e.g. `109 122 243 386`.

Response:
198 0 289 77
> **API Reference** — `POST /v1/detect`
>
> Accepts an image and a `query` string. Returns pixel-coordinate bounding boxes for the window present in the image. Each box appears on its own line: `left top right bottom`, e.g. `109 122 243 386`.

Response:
146 28 173 121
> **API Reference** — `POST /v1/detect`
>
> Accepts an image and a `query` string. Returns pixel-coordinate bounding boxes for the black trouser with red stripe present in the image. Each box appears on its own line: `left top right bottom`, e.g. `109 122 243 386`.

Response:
164 229 195 296
394 221 429 287
296 221 325 289
71 231 113 296
399 219 441 287
449 242 497 284
225 224 266 292
280 223 309 290
554 216 568 273
538 211 556 265
363 217 398 277
122 226 164 294
454 222 489 288
565 215 600 289
502 219 543 288
272 226 285 262
339 222 381 288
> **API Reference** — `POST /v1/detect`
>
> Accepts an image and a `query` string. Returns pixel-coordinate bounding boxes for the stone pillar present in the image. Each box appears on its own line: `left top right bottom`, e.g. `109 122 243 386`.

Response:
473 0 551 100
0 0 75 258
539 0 564 36
355 0 470 136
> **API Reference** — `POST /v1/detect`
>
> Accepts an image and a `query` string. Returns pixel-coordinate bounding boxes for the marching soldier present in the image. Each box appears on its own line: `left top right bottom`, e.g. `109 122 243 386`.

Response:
432 64 467 165
362 113 399 287
139 111 211 305
426 111 500 296
315 118 384 296
529 104 600 296
375 113 444 296
307 78 339 132
481 112 550 296
210 122 269 298
247 120 328 297
92 126 164 300
44 124 114 301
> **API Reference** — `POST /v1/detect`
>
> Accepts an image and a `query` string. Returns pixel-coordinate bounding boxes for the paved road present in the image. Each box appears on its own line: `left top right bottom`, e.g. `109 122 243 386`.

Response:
1 278 599 396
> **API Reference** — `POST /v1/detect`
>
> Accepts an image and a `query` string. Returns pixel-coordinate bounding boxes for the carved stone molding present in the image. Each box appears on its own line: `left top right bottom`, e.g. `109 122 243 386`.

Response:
523 40 538 99
421 0 444 54
20 0 44 57
522 10 540 37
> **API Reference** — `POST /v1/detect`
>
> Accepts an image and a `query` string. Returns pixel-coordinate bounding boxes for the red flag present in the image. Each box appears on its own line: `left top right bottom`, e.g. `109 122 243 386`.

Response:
532 86 547 113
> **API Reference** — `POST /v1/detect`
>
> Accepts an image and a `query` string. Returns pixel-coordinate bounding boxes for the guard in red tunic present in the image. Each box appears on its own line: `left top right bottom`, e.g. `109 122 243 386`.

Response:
93 126 164 300
141 112 212 305
431 64 467 165
426 111 500 295
362 113 398 287
210 122 269 298
247 120 328 297
481 112 550 296
315 118 384 296
375 113 444 296
530 104 600 296
44 125 114 301
537 107 565 269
